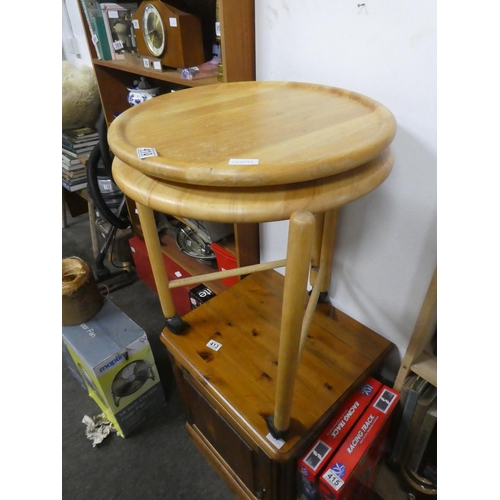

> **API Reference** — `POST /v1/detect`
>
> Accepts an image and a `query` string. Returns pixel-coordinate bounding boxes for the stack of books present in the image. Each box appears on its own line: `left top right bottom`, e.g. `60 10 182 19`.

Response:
62 126 99 192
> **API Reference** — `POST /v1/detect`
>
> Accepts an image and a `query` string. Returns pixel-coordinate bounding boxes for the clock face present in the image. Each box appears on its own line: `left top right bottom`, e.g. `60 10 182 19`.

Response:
142 4 166 57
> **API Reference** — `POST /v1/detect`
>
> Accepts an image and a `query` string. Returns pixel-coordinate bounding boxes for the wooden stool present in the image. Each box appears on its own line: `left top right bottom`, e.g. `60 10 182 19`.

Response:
108 81 397 445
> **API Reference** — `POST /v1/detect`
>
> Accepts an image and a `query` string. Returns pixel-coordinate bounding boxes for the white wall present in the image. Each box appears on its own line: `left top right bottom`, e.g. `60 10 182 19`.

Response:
63 0 437 380
256 1 436 379
63 0 92 67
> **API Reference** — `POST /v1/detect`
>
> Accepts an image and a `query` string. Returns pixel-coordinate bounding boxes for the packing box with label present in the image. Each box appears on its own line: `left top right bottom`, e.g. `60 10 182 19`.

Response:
188 283 216 309
62 300 166 437
318 385 400 500
296 377 382 500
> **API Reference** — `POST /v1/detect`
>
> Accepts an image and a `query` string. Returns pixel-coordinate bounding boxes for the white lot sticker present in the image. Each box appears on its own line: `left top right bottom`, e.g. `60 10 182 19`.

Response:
266 433 285 449
206 339 222 351
137 147 158 159
323 468 345 491
228 159 259 165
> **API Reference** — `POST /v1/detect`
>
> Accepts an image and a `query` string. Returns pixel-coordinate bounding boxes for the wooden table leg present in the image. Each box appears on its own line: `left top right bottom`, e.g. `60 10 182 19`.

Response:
267 210 315 438
135 202 188 333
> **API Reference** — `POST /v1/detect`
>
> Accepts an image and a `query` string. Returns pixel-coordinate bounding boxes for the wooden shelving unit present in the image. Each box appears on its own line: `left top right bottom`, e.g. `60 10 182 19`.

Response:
76 0 260 287
394 267 437 391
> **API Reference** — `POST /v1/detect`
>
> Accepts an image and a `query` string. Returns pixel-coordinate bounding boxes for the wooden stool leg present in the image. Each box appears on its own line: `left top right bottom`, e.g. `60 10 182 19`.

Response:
267 210 315 438
297 209 339 362
317 208 338 293
309 212 325 288
135 202 187 333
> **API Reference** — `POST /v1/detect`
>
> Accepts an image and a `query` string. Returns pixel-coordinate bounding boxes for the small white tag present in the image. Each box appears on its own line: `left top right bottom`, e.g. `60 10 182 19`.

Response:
142 58 151 68
174 271 182 277
169 17 178 27
206 339 222 351
108 10 119 19
153 60 162 70
266 433 285 449
132 19 139 29
228 159 259 165
91 34 98 44
131 247 136 253
113 40 123 50
323 468 345 491
137 148 158 159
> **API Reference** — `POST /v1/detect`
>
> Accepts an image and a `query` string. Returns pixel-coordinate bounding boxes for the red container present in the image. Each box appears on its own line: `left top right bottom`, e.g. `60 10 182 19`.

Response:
211 242 238 287
129 236 192 317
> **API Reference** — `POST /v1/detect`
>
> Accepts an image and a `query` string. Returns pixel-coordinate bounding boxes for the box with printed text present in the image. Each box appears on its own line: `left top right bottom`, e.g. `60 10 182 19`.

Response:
318 385 400 500
62 300 166 437
296 377 382 500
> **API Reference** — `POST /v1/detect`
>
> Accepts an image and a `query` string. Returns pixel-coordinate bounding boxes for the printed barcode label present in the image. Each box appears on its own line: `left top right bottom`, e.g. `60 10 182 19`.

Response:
206 340 222 351
373 389 396 413
137 147 157 159
323 468 345 491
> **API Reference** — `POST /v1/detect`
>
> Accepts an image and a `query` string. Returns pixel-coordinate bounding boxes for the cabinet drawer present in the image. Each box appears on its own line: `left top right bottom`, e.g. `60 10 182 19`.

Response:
183 377 255 493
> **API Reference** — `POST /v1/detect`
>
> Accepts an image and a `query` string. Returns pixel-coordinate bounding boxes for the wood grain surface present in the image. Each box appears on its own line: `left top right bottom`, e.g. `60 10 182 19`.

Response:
108 81 396 187
161 270 393 460
112 148 393 223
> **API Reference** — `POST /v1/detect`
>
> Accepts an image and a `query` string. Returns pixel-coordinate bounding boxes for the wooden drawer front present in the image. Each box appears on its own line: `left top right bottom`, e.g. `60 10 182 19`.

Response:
184 378 255 493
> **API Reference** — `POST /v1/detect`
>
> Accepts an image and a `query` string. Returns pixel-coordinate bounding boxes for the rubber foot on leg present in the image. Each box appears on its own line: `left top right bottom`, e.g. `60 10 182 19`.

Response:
165 314 188 334
265 415 288 440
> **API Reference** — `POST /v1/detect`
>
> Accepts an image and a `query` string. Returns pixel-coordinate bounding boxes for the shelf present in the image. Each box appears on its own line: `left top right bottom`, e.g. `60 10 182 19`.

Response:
93 57 219 88
410 351 437 387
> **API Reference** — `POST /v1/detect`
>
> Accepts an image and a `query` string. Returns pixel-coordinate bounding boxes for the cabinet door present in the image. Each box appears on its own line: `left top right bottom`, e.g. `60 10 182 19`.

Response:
184 377 255 492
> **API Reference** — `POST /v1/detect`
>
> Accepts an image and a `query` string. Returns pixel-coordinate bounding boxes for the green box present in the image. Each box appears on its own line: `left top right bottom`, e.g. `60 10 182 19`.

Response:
62 300 165 437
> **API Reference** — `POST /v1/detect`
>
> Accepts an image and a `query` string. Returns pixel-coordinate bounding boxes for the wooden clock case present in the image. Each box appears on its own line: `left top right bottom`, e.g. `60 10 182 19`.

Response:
133 1 205 69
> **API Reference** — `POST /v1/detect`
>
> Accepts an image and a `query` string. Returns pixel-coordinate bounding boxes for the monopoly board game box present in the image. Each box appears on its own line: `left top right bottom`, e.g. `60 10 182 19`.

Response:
318 385 400 500
62 300 166 437
296 377 382 500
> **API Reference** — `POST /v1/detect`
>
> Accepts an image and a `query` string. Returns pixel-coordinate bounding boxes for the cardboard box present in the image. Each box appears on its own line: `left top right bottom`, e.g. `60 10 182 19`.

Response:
129 235 192 316
211 242 238 286
296 377 382 500
318 385 400 500
188 283 216 310
62 300 166 437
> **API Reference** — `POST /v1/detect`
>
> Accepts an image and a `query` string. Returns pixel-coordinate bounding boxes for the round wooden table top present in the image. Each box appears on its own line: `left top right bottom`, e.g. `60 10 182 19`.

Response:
108 81 396 187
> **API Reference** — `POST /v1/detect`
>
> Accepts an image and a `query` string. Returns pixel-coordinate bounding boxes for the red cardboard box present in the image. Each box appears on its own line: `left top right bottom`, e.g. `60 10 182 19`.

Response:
296 377 382 500
211 242 238 287
129 236 192 316
318 385 400 500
